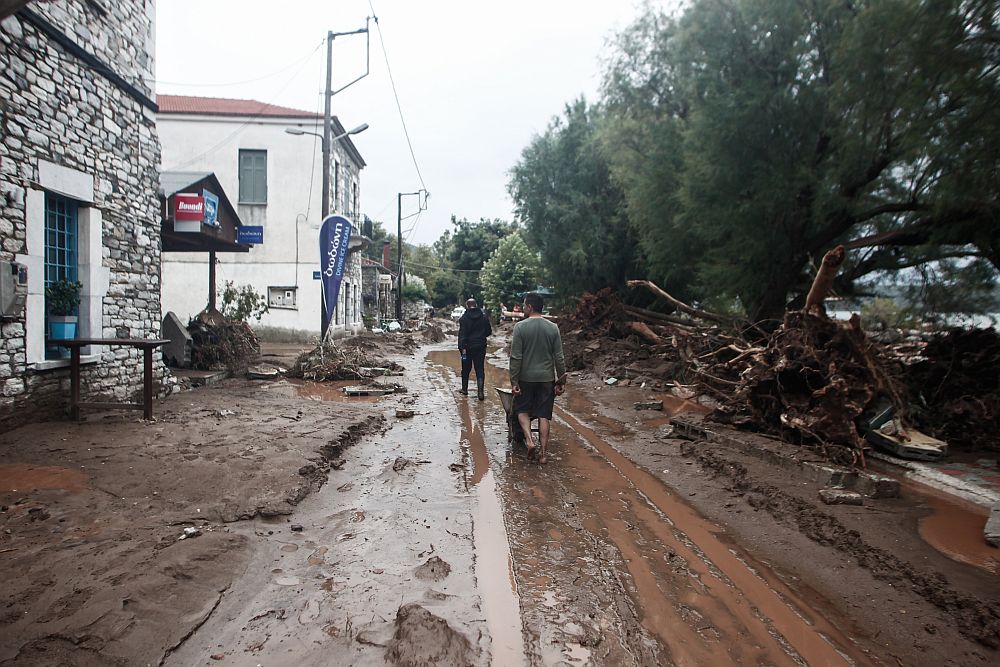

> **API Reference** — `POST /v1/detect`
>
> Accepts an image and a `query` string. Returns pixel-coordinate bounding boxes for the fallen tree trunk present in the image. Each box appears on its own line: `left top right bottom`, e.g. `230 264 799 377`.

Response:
627 280 727 324
627 321 663 345
622 304 697 328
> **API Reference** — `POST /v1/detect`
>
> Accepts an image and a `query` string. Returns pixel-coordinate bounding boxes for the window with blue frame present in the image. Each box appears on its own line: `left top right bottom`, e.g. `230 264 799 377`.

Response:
45 193 79 290
44 193 79 358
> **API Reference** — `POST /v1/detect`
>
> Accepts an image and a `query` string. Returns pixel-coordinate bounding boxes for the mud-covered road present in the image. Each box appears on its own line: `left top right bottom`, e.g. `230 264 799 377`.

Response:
3 337 997 666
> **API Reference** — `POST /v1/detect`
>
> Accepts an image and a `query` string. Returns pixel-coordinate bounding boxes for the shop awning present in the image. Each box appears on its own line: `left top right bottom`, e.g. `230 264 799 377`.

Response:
159 171 249 253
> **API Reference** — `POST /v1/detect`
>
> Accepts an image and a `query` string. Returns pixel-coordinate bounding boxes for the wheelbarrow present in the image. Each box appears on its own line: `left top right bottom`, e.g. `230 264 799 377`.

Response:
496 387 539 447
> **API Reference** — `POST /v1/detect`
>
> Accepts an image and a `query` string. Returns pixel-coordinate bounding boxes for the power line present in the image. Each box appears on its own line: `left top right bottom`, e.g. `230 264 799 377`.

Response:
367 1 428 193
148 42 324 87
162 40 325 171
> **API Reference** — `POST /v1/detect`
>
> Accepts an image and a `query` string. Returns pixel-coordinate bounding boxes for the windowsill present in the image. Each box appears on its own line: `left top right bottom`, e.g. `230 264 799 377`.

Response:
31 353 101 372
238 202 267 206
268 305 298 310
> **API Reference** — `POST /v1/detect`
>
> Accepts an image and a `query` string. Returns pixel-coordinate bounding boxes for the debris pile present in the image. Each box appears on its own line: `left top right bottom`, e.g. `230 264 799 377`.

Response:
187 319 261 374
897 328 1000 450
286 340 405 382
561 267 999 463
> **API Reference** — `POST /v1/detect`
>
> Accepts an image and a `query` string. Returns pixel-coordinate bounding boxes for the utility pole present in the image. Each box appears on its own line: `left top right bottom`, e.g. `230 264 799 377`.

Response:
320 30 333 337
395 190 428 321
316 20 372 338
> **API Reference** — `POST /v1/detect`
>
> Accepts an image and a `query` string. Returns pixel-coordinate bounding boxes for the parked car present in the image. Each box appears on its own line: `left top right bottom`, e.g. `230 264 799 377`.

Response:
450 306 466 320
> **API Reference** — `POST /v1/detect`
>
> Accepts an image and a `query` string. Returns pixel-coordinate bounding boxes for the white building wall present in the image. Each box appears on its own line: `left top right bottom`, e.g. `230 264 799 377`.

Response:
157 114 364 335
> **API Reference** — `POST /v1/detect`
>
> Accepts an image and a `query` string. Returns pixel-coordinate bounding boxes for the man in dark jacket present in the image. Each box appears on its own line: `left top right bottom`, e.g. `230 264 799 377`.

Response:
457 298 492 400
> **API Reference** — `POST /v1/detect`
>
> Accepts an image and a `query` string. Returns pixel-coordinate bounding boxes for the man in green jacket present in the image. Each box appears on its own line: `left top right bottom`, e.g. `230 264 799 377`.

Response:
509 292 566 464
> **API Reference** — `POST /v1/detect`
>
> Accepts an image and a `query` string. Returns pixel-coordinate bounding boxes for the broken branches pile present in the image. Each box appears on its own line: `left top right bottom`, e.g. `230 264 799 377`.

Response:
561 285 971 463
898 328 1000 450
188 319 261 374
287 340 404 382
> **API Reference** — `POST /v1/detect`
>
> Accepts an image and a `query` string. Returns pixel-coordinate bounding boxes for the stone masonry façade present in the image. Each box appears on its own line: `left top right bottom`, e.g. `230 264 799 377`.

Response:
0 1 171 428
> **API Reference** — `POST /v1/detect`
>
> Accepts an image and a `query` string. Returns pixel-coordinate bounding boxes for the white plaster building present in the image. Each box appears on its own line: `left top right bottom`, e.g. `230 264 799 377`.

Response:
156 95 367 336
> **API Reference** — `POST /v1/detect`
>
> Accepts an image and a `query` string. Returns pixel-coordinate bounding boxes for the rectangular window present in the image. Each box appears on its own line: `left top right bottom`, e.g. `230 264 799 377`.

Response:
352 182 358 221
267 286 297 310
239 149 267 204
44 193 79 359
44 193 79 287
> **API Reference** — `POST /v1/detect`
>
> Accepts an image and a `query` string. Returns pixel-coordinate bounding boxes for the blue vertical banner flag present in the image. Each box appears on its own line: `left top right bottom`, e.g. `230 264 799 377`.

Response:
319 215 353 327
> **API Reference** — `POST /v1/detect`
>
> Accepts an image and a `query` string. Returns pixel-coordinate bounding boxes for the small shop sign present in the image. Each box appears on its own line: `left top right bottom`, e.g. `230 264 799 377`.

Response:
173 193 204 232
238 226 264 245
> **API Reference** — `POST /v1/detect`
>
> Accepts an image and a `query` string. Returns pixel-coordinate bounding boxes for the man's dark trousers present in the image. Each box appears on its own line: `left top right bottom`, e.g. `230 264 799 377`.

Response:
462 346 487 399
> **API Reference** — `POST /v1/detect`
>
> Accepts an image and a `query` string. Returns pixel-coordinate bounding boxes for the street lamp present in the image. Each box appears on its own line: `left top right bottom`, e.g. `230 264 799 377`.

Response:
285 122 369 335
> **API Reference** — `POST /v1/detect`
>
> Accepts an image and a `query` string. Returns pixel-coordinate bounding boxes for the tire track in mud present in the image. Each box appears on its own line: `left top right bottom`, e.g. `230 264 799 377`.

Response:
683 443 1000 650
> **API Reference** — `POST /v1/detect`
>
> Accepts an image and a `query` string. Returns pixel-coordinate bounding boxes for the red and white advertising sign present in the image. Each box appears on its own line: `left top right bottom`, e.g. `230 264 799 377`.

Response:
175 193 205 221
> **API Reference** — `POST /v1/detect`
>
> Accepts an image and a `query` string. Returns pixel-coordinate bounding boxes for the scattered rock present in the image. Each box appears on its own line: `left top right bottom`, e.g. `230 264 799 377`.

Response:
290 524 304 532
384 603 478 667
179 526 202 540
27 507 50 521
605 377 618 385
210 654 225 661
818 488 864 505
393 457 412 473
395 409 415 419
634 400 664 411
414 555 451 581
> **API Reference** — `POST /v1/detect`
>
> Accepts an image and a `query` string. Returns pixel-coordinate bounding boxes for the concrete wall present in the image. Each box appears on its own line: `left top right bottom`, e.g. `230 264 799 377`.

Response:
158 114 365 335
0 1 170 427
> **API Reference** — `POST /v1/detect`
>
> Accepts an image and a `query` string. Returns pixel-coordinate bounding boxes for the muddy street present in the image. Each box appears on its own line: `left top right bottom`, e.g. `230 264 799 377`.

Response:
3 339 998 666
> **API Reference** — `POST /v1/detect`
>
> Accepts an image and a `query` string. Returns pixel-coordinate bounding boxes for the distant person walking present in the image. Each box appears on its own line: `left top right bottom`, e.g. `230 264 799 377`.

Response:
458 298 492 400
509 292 566 463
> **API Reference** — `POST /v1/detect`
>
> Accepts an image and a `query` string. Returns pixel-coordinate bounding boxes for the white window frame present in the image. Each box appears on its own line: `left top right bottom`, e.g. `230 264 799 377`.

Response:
17 160 110 370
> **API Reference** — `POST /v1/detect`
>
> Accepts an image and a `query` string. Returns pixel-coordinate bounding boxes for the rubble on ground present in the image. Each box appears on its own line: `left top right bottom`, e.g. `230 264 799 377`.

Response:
286 336 407 382
559 286 1000 465
188 319 261 374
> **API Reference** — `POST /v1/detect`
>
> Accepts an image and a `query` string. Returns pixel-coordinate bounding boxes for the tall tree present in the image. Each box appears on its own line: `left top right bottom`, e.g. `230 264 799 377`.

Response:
601 0 999 319
509 98 642 299
481 233 540 311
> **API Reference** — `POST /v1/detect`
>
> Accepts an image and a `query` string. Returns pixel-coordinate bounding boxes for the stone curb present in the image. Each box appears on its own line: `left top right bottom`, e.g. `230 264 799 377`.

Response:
670 417 900 499
867 451 1000 509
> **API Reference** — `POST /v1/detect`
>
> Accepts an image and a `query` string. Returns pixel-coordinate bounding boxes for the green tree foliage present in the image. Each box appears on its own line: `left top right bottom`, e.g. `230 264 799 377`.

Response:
598 0 999 319
219 281 269 322
509 98 643 297
481 233 540 310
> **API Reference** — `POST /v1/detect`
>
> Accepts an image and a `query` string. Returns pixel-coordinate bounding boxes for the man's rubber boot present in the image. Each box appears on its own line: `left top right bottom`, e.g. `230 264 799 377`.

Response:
477 378 485 401
460 377 469 396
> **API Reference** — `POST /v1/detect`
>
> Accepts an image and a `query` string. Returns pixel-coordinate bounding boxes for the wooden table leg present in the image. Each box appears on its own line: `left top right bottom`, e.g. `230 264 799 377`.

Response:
70 346 81 420
143 346 153 420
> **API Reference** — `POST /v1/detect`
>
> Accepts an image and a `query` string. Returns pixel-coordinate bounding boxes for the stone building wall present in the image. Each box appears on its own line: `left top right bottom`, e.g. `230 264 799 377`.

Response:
0 1 169 428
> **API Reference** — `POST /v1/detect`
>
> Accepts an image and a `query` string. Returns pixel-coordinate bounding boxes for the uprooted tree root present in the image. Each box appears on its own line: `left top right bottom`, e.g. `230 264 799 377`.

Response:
286 340 405 382
560 288 999 464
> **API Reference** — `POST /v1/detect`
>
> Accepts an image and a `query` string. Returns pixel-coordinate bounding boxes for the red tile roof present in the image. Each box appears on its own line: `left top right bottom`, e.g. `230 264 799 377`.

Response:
157 95 319 119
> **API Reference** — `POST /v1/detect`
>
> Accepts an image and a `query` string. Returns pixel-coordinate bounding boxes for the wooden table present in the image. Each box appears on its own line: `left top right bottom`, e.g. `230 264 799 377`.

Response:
48 338 170 420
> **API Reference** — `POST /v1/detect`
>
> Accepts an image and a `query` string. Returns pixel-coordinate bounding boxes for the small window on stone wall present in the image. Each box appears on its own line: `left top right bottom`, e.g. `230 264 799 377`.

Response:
268 286 297 309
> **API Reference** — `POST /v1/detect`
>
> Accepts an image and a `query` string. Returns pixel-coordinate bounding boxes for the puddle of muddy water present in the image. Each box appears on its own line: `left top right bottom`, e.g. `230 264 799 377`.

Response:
431 350 527 667
910 482 998 573
0 464 88 493
286 378 384 403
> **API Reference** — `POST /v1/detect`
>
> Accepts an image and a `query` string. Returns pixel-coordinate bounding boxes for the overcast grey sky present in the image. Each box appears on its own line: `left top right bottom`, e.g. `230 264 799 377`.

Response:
155 0 678 246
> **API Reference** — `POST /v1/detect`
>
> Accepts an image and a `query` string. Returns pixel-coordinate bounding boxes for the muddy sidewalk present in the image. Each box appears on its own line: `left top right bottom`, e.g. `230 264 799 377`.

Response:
0 379 381 666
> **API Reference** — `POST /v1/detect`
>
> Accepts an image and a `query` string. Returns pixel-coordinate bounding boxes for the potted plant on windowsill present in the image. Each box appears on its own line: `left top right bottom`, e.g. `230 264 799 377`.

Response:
46 278 83 341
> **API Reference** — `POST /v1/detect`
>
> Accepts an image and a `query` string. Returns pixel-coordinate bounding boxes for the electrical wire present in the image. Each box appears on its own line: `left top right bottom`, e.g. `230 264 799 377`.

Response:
367 0 430 240
162 40 326 171
148 42 324 87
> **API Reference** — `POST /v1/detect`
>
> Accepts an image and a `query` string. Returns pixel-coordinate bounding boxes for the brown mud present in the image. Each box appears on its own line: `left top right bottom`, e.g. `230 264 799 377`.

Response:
2 327 998 666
